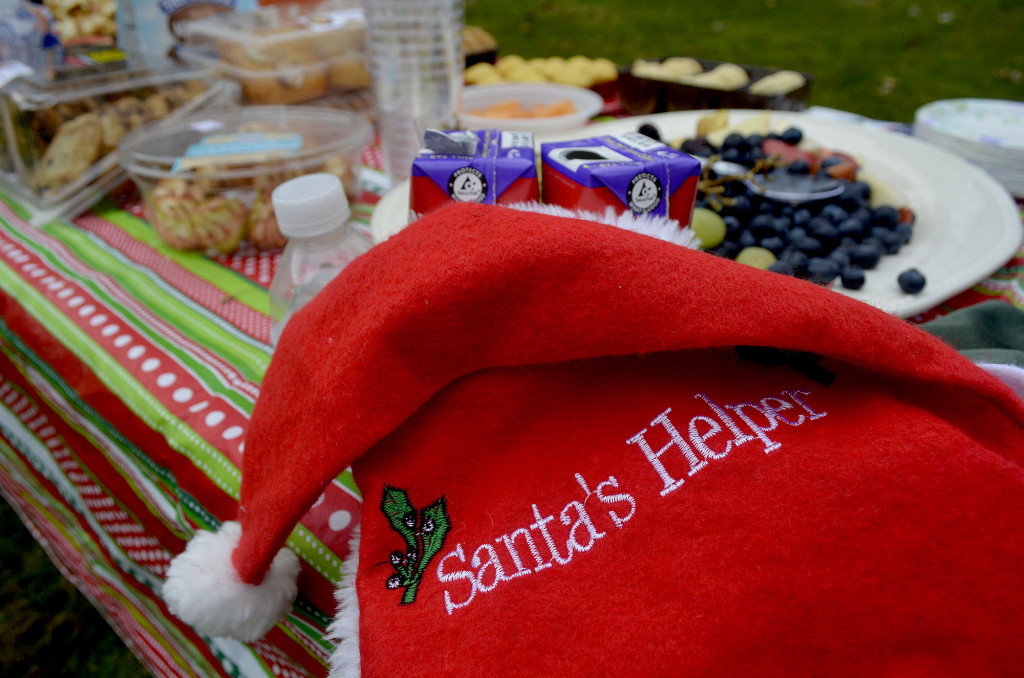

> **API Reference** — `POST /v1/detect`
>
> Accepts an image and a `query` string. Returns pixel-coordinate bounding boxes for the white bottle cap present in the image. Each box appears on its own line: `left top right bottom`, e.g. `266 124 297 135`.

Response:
272 173 351 238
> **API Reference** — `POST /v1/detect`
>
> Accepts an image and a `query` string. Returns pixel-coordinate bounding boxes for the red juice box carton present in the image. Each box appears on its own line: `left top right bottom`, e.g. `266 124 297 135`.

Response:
540 132 702 227
410 129 539 219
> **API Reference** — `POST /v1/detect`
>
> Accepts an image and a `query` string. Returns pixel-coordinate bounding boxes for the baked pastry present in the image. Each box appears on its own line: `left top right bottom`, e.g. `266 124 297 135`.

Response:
680 63 749 90
748 70 807 97
218 27 328 104
327 56 371 91
245 191 288 250
97 107 127 153
463 25 497 55
33 112 103 191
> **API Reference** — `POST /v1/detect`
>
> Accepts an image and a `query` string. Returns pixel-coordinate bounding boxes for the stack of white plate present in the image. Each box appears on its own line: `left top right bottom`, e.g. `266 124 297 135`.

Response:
913 98 1024 198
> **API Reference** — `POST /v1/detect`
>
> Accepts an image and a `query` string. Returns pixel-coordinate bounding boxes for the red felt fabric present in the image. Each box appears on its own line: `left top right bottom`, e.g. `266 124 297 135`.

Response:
237 202 1024 675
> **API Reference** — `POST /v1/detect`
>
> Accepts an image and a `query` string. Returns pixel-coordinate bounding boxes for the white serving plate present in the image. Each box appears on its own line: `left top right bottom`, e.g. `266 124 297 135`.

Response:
371 110 1023 319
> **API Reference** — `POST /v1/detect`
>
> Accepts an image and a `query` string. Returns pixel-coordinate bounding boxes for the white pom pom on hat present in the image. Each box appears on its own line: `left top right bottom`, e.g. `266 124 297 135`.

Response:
163 521 300 643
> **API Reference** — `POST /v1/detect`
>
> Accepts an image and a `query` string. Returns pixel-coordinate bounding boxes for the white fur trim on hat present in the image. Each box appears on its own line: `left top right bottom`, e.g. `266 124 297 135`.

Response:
327 526 361 678
163 521 300 643
505 202 700 249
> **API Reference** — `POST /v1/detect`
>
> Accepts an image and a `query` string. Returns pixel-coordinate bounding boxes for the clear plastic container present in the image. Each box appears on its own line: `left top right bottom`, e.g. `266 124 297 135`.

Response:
268 172 371 345
174 0 370 105
0 48 238 225
118 105 372 255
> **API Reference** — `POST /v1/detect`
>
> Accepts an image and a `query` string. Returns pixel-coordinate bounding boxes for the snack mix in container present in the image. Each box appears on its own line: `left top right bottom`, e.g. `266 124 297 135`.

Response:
119 105 372 255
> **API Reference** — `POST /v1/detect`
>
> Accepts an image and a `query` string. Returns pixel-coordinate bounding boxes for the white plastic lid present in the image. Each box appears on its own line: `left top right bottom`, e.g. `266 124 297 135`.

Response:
272 173 351 238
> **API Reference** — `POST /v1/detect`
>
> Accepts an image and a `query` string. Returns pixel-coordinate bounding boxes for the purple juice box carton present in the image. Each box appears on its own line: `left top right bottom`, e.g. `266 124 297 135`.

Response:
410 129 539 219
541 132 701 227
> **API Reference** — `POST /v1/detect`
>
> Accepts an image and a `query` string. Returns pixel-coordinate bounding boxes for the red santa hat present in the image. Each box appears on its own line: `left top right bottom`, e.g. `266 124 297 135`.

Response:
164 202 1024 677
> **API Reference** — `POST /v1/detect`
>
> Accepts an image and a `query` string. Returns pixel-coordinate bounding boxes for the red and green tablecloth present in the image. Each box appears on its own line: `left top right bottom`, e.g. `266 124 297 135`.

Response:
0 160 1020 676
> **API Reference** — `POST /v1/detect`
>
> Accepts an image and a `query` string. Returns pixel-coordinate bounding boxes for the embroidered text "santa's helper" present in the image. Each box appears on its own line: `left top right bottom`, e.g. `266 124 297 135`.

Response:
434 386 828 614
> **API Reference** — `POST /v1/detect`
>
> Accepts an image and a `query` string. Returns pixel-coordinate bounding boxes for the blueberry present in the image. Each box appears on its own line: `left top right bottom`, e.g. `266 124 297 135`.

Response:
680 138 715 158
795 236 824 257
788 160 811 174
711 241 741 259
723 215 743 238
895 222 914 244
828 249 851 268
809 216 838 240
849 207 873 225
769 260 797 276
761 236 786 254
841 266 866 290
871 228 902 254
727 195 752 217
850 243 882 269
872 205 900 228
771 216 792 236
897 268 926 294
749 213 776 237
744 148 764 164
738 230 758 249
638 122 661 141
786 226 808 243
861 236 885 254
820 156 845 169
780 127 804 145
835 237 858 252
747 133 765 148
792 208 812 227
782 249 810 274
722 132 747 150
820 204 850 225
806 257 840 284
837 218 865 240
721 147 742 163
851 181 872 201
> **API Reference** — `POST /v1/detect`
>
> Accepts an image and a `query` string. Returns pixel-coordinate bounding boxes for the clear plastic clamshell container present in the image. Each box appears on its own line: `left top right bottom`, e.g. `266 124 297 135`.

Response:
118 105 372 255
174 0 370 105
0 46 239 226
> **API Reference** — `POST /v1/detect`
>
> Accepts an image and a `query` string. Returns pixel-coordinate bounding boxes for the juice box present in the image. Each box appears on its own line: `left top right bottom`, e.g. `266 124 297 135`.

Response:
540 132 701 227
410 129 539 219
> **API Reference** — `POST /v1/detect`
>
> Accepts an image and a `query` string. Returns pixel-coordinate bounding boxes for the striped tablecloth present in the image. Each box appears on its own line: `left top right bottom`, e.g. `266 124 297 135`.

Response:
0 161 1020 677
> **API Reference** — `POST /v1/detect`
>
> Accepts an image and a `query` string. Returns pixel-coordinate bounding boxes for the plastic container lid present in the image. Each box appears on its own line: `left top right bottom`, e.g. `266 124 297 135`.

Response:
119 106 372 184
272 173 351 237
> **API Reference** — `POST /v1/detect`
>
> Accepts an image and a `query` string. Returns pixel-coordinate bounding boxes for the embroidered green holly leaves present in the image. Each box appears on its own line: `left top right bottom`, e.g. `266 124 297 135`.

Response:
381 486 451 605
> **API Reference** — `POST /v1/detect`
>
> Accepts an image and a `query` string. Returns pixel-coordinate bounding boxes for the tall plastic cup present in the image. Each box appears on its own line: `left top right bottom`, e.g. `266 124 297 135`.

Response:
363 0 464 184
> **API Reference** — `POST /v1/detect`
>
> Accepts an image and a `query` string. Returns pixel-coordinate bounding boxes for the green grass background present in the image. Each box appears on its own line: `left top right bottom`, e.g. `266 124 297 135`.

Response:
466 0 1023 122
2 0 1021 675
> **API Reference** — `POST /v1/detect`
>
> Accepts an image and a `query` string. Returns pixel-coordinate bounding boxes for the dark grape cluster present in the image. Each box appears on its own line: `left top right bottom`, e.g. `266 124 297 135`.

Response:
671 125 925 294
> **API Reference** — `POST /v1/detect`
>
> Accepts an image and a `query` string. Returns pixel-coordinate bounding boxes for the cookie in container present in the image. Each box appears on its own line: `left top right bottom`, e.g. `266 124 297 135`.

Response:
0 46 238 226
118 106 371 255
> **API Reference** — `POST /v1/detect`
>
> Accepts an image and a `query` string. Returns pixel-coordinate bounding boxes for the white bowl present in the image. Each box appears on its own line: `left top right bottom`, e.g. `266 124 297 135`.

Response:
459 83 604 136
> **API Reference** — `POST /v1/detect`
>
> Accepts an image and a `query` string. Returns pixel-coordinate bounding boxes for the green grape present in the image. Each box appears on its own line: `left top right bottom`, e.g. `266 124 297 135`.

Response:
690 207 727 249
735 246 777 270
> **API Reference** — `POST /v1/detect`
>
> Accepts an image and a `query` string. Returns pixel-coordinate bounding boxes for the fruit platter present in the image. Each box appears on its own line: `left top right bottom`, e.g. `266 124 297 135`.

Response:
371 110 1022 319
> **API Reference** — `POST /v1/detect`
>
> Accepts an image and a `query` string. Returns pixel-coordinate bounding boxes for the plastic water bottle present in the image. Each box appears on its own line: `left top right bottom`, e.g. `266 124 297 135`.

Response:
268 173 372 346
0 0 62 84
